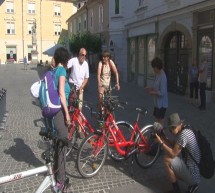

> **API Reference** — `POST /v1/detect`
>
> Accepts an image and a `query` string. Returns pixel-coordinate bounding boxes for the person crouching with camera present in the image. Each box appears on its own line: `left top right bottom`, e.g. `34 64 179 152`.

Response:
155 113 200 193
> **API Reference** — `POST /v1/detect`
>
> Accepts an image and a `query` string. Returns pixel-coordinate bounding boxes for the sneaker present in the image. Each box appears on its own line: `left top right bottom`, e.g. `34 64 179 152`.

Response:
56 181 64 191
186 184 199 193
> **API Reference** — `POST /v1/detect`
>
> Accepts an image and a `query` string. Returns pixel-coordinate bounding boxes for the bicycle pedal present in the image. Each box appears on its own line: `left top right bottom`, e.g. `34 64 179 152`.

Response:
92 163 97 170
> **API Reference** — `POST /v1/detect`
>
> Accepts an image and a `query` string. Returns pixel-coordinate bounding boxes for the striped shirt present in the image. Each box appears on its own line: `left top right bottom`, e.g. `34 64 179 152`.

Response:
177 127 201 184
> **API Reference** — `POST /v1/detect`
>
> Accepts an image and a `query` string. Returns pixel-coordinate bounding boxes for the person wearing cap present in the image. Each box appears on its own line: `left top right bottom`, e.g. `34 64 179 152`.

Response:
97 50 120 111
155 113 201 193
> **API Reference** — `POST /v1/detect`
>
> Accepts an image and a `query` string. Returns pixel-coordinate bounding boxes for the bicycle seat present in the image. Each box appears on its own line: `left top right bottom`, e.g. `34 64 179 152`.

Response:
135 107 147 115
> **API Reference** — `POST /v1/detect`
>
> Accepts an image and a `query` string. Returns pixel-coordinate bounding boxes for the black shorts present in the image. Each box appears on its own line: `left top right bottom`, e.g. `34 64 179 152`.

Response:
153 107 167 119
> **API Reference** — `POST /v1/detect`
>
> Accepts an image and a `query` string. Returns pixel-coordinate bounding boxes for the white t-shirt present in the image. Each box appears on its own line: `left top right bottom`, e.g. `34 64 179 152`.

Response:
67 57 89 89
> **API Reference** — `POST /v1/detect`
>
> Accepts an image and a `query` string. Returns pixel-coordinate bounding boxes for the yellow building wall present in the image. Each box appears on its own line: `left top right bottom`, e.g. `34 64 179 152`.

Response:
0 0 76 64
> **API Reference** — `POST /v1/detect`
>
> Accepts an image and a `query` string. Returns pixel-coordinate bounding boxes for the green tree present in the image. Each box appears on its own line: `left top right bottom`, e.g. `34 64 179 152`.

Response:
69 31 102 55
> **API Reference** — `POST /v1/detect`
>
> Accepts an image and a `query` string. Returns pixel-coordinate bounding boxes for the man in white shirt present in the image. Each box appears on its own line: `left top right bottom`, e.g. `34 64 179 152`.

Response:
67 48 89 138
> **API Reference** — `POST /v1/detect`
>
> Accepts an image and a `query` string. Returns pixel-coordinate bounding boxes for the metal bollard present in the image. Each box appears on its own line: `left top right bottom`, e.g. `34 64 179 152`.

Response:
0 88 7 130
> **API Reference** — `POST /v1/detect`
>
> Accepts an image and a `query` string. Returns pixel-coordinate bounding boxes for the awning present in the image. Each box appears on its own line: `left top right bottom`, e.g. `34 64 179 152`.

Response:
43 44 65 57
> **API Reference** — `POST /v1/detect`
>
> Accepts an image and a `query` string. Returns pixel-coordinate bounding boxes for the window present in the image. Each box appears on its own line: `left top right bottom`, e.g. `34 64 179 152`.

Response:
6 1 14 13
54 5 61 16
99 5 103 24
28 23 33 34
115 0 120 14
54 24 61 35
6 22 15 34
138 37 145 74
139 0 144 6
130 39 136 74
28 3 35 14
199 35 213 89
147 37 156 78
180 34 188 48
78 17 81 31
90 10 93 27
84 14 87 29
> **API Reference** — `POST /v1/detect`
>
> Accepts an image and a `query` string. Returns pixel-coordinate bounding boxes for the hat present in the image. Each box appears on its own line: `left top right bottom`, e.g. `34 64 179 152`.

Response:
102 51 110 57
167 113 184 129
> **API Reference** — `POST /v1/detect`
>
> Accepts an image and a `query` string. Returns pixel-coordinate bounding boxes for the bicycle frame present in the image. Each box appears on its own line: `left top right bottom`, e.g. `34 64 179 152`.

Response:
0 162 58 193
68 106 95 141
104 111 151 157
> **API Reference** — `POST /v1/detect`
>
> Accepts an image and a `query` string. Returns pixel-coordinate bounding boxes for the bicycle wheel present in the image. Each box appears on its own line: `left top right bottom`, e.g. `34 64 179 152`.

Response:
77 132 108 178
108 121 134 161
135 125 161 168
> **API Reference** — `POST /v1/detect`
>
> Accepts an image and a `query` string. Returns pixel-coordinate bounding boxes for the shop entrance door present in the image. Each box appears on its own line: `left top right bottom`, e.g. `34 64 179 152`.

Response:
165 31 189 95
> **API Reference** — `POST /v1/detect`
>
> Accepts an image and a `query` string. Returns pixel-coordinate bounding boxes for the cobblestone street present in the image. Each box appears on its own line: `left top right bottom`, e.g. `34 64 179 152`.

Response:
0 63 215 193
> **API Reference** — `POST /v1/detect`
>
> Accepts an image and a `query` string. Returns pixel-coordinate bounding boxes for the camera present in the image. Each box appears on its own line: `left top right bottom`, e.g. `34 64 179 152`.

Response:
151 122 165 138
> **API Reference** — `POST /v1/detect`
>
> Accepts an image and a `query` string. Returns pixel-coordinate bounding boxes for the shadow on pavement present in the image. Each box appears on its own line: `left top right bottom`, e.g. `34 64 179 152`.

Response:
4 138 43 167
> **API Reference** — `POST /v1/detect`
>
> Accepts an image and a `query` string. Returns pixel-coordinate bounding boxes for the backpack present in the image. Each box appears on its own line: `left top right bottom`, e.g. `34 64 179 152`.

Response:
39 69 61 118
185 125 214 179
101 60 112 77
30 80 41 98
101 60 119 85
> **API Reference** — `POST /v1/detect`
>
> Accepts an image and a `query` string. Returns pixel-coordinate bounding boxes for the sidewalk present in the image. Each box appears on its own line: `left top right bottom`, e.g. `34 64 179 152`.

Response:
0 64 214 193
86 73 215 193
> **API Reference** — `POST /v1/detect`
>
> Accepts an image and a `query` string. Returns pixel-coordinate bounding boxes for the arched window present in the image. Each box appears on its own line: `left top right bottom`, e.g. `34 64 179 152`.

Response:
115 0 120 14
199 35 213 89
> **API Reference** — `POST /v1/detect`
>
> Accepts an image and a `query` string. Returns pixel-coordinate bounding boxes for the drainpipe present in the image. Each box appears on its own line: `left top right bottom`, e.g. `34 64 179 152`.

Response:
22 0 24 59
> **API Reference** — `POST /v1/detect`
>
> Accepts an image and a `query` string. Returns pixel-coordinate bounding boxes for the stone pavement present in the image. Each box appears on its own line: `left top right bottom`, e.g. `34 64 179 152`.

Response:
0 63 214 193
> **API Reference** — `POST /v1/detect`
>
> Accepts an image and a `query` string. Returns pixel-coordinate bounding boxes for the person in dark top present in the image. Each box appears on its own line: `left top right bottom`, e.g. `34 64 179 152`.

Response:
189 59 199 105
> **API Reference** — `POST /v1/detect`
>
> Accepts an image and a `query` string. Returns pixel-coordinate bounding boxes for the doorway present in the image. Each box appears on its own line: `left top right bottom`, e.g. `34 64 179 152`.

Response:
165 31 189 95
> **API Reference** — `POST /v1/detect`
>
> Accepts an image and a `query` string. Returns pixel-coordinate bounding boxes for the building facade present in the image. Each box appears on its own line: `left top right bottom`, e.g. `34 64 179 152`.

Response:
0 0 76 64
67 0 109 71
107 0 215 102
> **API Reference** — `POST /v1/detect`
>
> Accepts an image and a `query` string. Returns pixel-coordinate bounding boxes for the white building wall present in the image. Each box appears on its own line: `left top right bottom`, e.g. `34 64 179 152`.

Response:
108 0 207 82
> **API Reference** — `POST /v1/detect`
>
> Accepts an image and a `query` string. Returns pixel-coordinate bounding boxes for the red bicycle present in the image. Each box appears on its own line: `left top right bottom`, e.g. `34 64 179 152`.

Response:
76 96 161 178
66 87 132 157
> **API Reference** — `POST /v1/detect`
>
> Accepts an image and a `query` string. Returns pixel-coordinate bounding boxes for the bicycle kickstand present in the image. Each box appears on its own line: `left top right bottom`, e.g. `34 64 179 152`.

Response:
62 177 70 193
130 154 134 177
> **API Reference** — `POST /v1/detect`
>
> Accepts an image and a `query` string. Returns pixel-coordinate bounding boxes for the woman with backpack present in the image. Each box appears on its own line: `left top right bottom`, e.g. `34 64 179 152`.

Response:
52 47 71 191
97 51 120 112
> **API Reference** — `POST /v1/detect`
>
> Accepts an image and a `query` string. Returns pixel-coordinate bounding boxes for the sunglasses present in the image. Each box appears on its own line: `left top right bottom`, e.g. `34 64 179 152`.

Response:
80 54 86 57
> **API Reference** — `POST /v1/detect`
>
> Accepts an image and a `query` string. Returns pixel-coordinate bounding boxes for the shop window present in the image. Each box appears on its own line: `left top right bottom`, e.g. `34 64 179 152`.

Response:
147 37 156 78
138 37 145 74
199 35 213 89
